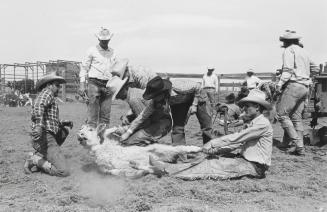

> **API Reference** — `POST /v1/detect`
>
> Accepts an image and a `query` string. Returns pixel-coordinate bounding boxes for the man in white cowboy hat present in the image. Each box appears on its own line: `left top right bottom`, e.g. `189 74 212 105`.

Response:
202 66 219 115
244 69 262 90
107 76 172 146
276 30 318 156
149 89 273 180
24 72 73 177
111 58 157 90
79 27 116 128
120 76 213 145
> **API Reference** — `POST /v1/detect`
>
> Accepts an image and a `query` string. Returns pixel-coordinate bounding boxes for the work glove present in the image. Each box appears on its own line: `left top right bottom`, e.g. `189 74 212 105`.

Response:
31 126 43 141
120 115 131 126
60 120 73 129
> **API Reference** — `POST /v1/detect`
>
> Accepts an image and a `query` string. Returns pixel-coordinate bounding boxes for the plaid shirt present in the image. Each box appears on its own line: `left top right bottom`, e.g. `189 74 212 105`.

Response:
126 88 148 115
128 66 157 89
31 88 60 134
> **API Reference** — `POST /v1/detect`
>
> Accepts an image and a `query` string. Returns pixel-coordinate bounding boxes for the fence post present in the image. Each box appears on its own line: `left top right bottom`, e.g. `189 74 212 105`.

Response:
61 69 66 102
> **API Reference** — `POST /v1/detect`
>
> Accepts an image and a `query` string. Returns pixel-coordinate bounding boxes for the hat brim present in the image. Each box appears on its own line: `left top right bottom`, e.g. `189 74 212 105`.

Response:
111 77 128 100
36 77 66 91
238 97 272 110
143 80 172 100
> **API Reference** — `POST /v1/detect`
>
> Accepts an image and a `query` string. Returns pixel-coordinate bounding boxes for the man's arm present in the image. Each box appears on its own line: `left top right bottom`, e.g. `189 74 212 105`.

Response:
204 122 268 151
80 49 93 83
33 92 52 128
278 48 294 88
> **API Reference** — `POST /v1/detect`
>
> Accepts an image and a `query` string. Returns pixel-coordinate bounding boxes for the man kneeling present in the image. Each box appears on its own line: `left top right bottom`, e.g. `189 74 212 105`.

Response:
24 73 73 177
150 89 273 180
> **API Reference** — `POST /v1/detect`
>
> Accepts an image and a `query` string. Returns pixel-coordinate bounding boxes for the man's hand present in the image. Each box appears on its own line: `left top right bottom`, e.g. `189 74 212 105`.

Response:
120 130 132 142
31 126 43 141
189 105 197 115
79 82 86 95
120 116 130 126
60 120 73 129
202 142 219 155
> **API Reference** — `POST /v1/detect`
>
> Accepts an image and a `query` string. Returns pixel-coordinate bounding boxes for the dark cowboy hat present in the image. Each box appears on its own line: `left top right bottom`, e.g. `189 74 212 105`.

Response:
225 93 236 103
36 72 66 91
143 76 172 100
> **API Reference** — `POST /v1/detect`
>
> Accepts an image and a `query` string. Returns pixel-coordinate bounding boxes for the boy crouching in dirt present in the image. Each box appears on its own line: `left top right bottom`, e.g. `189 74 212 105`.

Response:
24 73 73 177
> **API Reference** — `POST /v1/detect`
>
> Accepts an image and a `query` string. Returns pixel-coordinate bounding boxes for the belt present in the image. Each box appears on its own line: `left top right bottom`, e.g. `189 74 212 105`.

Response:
203 87 215 89
89 78 108 87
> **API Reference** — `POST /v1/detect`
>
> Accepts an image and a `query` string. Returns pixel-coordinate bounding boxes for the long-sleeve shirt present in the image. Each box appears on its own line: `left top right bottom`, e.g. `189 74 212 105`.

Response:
278 44 315 87
128 66 157 90
80 45 116 82
31 88 60 134
202 74 218 92
126 88 148 116
128 79 201 133
209 114 273 166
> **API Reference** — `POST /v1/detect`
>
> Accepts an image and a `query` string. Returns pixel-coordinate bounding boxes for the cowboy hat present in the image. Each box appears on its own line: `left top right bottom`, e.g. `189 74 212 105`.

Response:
207 66 215 70
95 27 114 40
35 72 66 91
143 76 172 100
111 58 129 79
106 76 128 100
279 30 301 41
238 89 271 110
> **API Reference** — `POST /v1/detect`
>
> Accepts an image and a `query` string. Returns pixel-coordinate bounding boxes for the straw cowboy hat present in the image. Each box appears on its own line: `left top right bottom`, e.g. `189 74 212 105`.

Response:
143 76 172 100
111 58 129 79
279 30 301 41
238 89 271 110
106 76 128 100
36 72 66 91
95 27 114 40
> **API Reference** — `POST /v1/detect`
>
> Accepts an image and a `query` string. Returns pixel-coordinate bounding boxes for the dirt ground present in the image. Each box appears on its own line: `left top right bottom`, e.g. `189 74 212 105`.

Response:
0 102 327 212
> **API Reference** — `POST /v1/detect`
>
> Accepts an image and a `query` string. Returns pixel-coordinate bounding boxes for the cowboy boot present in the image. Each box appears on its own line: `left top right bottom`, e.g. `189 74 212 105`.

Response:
287 130 305 156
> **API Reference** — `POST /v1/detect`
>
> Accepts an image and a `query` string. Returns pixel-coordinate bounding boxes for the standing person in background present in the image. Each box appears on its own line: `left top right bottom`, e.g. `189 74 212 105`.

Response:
79 27 116 128
244 69 262 90
276 30 317 156
202 66 219 115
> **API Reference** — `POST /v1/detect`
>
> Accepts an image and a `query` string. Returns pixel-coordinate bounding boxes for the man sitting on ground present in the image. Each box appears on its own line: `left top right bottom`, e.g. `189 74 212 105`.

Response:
24 73 73 177
150 89 273 180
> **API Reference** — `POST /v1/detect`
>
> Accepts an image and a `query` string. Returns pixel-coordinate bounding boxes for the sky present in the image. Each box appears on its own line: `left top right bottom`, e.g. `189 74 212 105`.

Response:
0 0 326 74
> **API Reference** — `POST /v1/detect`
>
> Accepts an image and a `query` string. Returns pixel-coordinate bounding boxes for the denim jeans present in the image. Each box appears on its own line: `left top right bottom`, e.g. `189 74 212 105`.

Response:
87 79 112 127
31 129 69 177
204 88 216 115
171 99 213 145
276 82 309 148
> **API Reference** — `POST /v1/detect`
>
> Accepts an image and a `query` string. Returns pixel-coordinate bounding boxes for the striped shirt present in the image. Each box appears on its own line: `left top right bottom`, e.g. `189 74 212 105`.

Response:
126 88 148 115
128 65 157 89
31 88 60 134
170 79 202 106
80 45 116 82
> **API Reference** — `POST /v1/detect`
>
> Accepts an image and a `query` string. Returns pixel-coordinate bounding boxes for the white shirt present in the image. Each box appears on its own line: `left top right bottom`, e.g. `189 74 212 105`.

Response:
245 76 262 89
80 45 117 82
278 44 314 87
202 74 218 92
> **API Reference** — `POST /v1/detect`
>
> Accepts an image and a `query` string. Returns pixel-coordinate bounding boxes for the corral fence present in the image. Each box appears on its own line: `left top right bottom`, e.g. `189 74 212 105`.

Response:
1 60 326 103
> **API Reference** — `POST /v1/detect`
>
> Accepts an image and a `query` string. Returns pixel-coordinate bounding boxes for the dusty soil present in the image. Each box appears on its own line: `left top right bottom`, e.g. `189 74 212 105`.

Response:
0 102 327 212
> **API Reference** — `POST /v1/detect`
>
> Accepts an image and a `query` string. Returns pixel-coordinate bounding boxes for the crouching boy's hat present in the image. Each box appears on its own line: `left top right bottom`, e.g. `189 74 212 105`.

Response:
36 72 66 91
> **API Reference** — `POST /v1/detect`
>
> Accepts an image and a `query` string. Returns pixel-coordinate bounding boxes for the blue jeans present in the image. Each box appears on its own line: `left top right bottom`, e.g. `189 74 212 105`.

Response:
276 82 309 148
87 79 112 127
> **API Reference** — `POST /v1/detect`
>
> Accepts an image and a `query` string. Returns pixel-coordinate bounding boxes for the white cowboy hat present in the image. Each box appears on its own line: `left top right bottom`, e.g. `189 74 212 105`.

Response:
35 72 66 91
106 76 128 100
95 27 114 40
279 30 301 41
207 66 215 70
111 58 129 79
238 89 271 110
